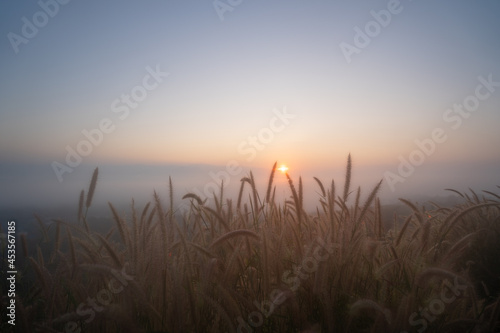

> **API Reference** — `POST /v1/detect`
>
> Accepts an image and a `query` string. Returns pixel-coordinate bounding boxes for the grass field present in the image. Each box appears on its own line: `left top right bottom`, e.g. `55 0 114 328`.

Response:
2 155 500 332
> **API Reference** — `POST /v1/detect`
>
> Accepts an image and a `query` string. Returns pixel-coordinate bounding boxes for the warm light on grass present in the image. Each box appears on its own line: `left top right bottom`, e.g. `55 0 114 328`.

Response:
17 158 500 332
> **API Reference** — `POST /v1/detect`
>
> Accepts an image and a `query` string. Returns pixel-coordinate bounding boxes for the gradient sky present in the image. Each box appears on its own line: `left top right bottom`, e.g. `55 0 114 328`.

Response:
1 0 500 209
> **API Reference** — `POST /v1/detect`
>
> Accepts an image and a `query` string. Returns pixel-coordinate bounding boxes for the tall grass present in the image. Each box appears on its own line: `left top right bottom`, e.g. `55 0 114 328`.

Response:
3 157 500 332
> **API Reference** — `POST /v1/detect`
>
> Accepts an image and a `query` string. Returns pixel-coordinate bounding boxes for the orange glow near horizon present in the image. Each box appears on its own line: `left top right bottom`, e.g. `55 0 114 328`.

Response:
277 164 289 173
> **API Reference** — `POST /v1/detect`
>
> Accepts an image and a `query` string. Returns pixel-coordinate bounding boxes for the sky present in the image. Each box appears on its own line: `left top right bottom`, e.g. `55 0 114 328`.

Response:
1 0 500 211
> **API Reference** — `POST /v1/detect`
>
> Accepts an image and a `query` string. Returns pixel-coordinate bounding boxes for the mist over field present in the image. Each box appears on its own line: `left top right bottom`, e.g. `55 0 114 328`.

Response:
1 159 499 212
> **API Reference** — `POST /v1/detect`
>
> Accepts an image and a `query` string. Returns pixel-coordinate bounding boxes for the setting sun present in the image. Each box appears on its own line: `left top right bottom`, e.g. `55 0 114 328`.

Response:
277 164 289 173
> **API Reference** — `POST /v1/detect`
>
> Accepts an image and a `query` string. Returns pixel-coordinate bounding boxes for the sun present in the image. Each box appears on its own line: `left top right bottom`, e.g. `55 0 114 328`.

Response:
277 164 289 173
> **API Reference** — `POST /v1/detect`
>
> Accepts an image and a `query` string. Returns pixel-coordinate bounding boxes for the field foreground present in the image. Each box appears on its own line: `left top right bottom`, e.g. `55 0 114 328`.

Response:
2 158 500 332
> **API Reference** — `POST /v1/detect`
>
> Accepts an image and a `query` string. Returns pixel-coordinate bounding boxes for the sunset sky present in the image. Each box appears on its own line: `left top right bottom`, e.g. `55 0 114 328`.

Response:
1 0 499 209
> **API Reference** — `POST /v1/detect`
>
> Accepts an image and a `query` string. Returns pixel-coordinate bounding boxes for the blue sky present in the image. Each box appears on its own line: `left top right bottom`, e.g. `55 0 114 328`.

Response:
1 0 500 209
